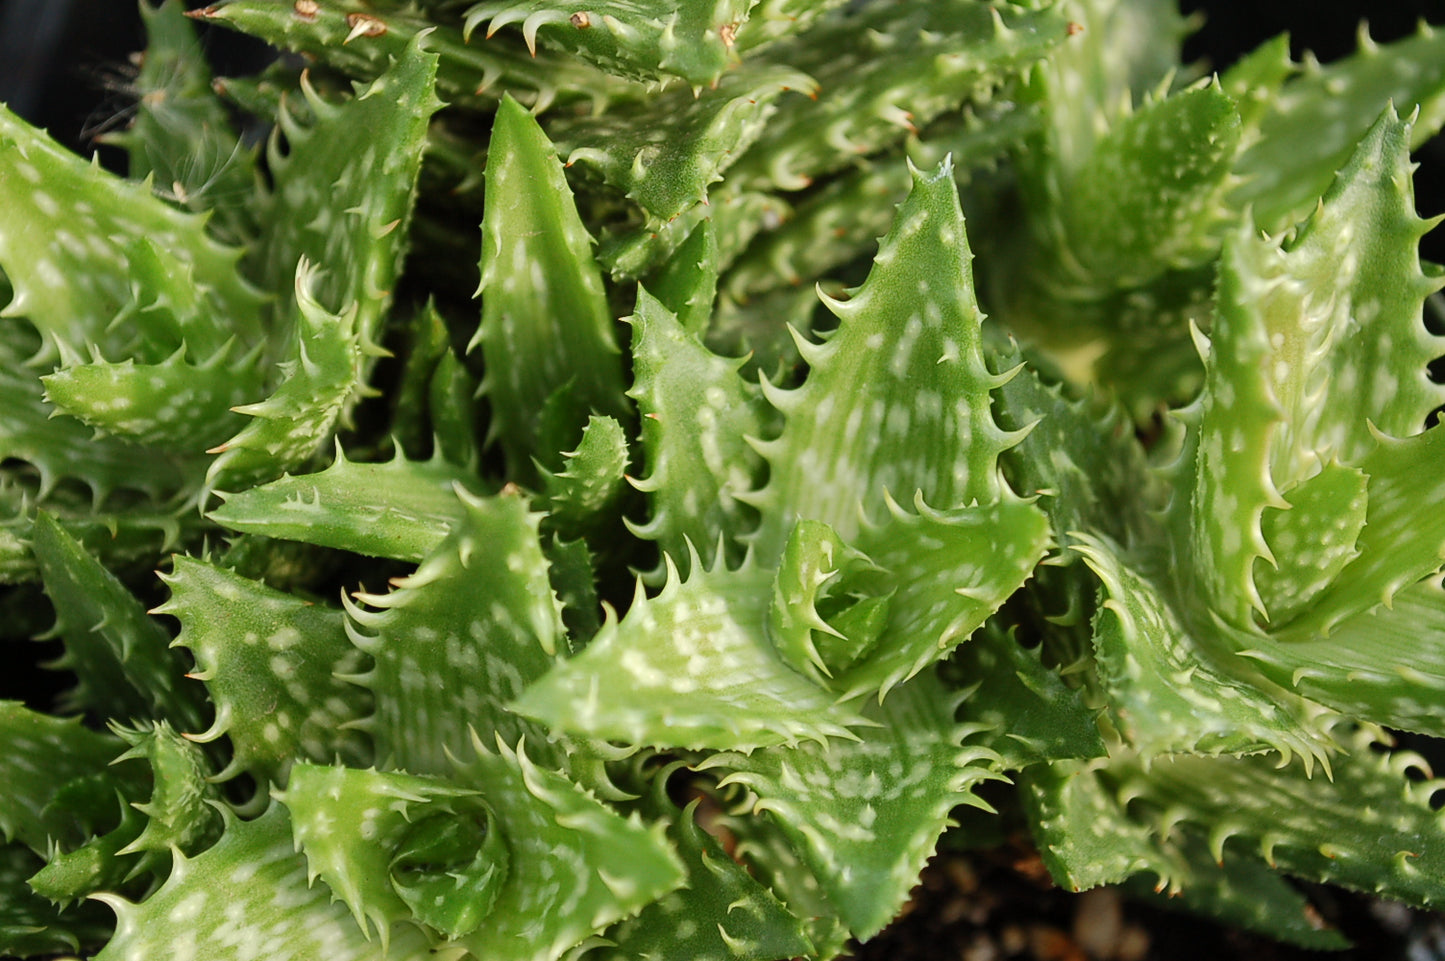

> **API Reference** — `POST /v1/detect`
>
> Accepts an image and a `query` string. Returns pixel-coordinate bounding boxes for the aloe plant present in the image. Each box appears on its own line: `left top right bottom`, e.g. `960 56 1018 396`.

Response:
2 0 1445 957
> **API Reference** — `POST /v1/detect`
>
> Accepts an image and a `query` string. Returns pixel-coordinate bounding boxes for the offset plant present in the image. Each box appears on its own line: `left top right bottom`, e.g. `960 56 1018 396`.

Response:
3 0 1445 956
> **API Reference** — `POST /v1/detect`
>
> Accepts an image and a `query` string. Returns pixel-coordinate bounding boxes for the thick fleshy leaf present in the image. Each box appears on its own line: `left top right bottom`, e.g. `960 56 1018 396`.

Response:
990 345 1160 552
450 737 685 961
472 95 629 485
0 484 196 586
194 0 641 113
254 35 441 351
1273 425 1445 640
706 670 1000 938
1184 109 1445 629
278 764 503 940
344 489 567 775
767 518 868 686
726 0 1069 191
205 265 377 493
93 803 435 961
209 448 483 562
116 0 259 245
0 703 132 852
833 494 1051 699
514 550 869 752
598 188 788 282
31 511 208 732
157 557 372 782
387 301 482 470
591 771 813 961
648 220 718 336
42 342 264 451
949 619 1104 769
108 722 221 870
1054 81 1242 287
540 414 630 539
723 105 1042 301
463 0 751 86
1255 462 1367 623
553 65 814 222
0 322 206 502
749 158 1025 556
1043 728 1445 910
627 288 764 574
0 106 264 364
1020 751 1350 949
30 722 222 904
0 842 113 957
1229 21 1445 231
1240 576 1445 737
1075 534 1337 764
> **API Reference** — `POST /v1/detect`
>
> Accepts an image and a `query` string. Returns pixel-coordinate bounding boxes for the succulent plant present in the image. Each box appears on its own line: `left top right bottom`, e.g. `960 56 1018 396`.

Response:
3 0 1445 958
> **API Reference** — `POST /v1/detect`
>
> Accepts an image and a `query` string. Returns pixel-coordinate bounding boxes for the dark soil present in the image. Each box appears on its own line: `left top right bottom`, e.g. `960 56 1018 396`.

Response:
846 839 1445 961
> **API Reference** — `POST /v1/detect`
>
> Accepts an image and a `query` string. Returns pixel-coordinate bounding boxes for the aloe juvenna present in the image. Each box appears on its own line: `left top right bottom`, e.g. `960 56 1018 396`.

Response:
2 0 1445 957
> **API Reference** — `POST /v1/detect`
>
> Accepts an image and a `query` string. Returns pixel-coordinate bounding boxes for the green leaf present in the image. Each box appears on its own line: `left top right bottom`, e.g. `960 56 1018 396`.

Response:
598 188 788 281
950 619 1104 769
0 334 204 501
278 764 503 940
706 670 1000 939
1274 425 1445 640
767 519 869 686
1020 0 1192 180
991 346 1160 552
254 34 441 351
1184 109 1445 629
726 0 1069 191
209 448 484 562
472 95 629 486
590 770 814 961
1020 752 1350 949
627 288 764 575
31 511 208 732
449 737 686 961
41 342 264 451
157 557 371 783
723 105 1042 300
194 0 643 114
833 494 1051 700
464 0 751 86
1230 21 1445 231
0 105 264 364
1055 81 1242 287
540 414 630 539
0 702 131 852
749 159 1026 556
0 482 196 586
1240 576 1445 737
514 550 870 752
344 489 567 775
0 842 113 957
648 220 718 336
1085 729 1445 909
386 301 481 469
205 264 377 494
29 722 222 903
1256 463 1368 624
108 722 222 870
94 803 435 961
553 65 814 222
1075 533 1337 764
